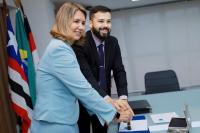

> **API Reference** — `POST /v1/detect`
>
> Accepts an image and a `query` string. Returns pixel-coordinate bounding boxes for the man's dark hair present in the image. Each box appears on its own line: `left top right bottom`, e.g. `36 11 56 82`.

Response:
89 6 111 20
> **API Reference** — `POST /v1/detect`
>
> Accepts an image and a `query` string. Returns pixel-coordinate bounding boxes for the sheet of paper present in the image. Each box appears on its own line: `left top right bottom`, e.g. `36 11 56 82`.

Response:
192 121 200 128
119 119 148 132
150 112 178 124
149 124 169 132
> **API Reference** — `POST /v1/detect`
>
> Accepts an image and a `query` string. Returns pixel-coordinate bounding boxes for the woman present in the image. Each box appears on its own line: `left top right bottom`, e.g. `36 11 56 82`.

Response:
31 2 132 133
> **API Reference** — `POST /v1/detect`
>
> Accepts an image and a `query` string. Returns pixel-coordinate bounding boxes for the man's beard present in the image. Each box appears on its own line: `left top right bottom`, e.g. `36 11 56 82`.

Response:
91 27 110 41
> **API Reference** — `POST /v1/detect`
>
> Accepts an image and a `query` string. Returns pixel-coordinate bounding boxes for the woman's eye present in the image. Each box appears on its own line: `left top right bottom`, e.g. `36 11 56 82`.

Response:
74 20 79 23
98 20 104 23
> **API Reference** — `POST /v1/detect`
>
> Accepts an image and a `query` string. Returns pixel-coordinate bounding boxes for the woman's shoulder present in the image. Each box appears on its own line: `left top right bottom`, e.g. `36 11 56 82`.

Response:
47 38 72 51
50 38 69 46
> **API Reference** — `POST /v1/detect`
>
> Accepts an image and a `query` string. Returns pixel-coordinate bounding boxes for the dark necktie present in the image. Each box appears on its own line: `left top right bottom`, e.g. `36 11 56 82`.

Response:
98 44 107 90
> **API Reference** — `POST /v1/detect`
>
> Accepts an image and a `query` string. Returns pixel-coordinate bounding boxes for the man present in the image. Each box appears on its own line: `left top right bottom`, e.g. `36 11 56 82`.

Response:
73 5 133 133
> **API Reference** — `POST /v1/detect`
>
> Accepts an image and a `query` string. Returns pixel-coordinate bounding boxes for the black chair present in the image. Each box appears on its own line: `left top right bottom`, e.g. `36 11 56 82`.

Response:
144 70 180 94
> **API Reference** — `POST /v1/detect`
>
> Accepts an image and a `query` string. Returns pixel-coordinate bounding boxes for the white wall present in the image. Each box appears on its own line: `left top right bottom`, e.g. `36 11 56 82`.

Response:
111 0 200 93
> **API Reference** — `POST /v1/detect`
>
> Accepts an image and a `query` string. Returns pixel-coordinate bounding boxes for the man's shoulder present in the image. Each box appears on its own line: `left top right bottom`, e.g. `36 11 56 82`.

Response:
108 35 118 42
105 35 119 47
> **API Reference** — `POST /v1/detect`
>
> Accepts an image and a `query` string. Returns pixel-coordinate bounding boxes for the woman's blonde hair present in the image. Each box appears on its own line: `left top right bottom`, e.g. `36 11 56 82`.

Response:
50 2 86 44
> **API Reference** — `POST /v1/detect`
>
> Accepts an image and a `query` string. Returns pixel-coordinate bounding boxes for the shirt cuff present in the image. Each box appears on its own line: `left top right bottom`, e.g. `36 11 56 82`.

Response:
119 95 128 100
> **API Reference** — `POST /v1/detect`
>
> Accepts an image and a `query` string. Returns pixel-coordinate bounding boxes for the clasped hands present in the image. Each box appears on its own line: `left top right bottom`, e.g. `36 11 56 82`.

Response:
105 96 134 123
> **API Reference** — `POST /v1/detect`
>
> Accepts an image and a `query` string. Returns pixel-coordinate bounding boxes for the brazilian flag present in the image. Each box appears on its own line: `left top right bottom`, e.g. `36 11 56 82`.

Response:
16 9 36 106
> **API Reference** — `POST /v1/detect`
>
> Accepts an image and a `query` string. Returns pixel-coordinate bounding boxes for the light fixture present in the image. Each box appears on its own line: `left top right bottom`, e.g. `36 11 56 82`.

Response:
131 0 140 2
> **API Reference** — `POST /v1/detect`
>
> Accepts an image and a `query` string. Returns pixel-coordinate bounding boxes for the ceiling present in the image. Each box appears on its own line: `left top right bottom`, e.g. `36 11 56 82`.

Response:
51 0 186 11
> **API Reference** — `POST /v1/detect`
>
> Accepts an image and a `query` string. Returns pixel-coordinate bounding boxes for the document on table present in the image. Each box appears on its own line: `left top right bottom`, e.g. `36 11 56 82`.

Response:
149 124 169 132
119 117 148 132
150 112 178 124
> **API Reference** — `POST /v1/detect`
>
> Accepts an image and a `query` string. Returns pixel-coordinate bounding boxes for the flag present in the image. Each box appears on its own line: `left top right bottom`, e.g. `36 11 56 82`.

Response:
6 14 33 133
23 14 39 72
16 9 36 106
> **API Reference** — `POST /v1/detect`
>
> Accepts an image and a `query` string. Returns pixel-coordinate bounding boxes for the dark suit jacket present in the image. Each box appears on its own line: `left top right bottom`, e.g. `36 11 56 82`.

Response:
72 31 128 97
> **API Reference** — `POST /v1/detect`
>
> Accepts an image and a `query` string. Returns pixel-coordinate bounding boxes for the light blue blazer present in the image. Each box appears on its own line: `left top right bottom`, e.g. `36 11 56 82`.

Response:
33 38 116 126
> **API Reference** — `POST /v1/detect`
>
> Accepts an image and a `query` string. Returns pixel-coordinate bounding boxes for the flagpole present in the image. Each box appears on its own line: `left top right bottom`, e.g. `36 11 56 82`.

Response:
13 0 21 8
3 0 9 16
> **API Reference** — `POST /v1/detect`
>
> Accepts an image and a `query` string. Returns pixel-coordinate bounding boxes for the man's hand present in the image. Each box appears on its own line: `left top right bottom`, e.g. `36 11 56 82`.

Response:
115 99 134 115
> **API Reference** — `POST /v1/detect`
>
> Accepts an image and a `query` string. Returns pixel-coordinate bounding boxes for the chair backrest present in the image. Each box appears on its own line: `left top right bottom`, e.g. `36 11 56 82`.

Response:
144 70 180 94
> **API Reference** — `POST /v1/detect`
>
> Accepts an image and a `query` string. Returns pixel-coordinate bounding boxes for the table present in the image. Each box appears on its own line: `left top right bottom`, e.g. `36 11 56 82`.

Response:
108 88 200 133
